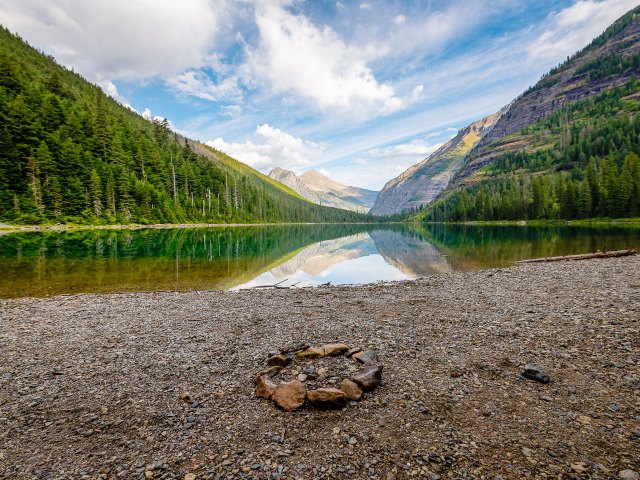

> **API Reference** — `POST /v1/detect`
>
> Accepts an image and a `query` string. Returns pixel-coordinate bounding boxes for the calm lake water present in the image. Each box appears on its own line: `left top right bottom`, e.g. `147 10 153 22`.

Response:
0 223 638 298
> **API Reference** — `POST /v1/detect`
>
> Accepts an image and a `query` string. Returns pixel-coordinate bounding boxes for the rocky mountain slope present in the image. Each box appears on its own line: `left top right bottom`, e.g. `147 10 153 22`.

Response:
370 110 504 215
454 5 640 184
375 6 640 218
269 168 378 213
411 6 640 222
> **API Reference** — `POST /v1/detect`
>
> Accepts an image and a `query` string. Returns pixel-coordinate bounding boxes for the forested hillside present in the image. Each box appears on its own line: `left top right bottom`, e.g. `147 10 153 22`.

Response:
411 7 640 222
0 27 366 225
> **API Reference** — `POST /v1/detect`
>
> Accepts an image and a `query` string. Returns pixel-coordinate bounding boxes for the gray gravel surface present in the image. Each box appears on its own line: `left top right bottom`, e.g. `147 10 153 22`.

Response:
1 257 639 479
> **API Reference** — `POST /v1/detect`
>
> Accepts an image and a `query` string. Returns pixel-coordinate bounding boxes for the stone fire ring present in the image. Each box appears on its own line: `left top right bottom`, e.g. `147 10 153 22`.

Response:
254 343 383 411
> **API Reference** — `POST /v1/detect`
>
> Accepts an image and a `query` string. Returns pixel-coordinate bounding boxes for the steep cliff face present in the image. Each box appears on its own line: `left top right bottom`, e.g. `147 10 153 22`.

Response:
268 168 378 213
370 110 504 215
455 6 640 184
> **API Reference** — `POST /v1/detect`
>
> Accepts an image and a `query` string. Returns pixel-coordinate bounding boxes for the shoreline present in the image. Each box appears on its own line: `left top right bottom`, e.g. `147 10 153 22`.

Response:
2 218 640 233
1 257 638 479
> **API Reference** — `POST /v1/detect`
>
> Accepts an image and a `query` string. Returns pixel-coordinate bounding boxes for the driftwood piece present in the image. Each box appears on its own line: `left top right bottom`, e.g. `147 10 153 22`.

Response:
517 249 636 264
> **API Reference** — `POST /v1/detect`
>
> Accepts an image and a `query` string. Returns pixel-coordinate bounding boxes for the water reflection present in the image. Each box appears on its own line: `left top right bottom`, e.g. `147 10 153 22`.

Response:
0 223 638 297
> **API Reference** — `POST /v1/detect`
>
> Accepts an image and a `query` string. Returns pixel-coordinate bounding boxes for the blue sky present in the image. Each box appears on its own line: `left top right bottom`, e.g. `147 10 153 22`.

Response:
0 0 637 190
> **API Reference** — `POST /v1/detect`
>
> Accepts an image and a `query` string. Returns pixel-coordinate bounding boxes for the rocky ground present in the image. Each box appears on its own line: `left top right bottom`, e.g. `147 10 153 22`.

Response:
0 257 639 480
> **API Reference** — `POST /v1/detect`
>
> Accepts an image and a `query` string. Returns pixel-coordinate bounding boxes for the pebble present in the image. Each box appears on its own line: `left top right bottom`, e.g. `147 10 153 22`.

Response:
619 470 639 480
522 364 550 384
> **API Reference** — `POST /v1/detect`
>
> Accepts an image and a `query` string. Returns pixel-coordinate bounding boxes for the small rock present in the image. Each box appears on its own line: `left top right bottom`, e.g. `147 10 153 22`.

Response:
184 474 197 480
267 354 291 367
353 350 377 364
339 379 363 401
450 370 463 378
297 374 308 382
351 363 383 392
323 343 349 356
302 365 316 374
144 471 154 480
540 396 552 402
576 415 592 425
348 436 357 445
296 347 324 359
619 470 639 480
522 364 550 384
272 380 306 411
179 392 192 402
571 462 587 474
255 366 281 382
345 347 362 357
522 447 533 457
280 343 309 354
307 388 347 408
256 375 278 400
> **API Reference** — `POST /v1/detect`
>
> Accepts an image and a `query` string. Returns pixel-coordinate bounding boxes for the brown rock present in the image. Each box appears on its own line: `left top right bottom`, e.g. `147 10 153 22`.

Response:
450 370 463 378
345 347 362 357
351 363 383 392
339 379 363 401
256 375 277 400
296 346 324 359
353 350 377 364
323 343 349 356
255 366 281 382
267 353 291 367
279 342 309 354
272 380 306 411
307 388 347 408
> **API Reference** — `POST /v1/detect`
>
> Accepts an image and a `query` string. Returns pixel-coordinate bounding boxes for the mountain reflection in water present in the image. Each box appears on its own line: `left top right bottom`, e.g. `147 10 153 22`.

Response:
0 223 638 297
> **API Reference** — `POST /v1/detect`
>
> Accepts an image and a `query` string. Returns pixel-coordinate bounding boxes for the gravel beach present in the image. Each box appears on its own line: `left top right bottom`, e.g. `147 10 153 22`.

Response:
1 257 639 480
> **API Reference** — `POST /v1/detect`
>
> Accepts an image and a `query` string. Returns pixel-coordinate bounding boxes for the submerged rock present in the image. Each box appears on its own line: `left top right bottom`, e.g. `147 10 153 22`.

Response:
307 388 347 408
272 380 306 411
522 364 550 384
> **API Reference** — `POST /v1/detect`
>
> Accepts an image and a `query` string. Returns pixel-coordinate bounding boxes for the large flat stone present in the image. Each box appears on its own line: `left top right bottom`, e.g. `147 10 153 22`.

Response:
272 380 306 411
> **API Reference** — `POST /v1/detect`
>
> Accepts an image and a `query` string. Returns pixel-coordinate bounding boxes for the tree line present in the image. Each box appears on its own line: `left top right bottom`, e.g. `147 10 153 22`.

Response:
0 27 366 225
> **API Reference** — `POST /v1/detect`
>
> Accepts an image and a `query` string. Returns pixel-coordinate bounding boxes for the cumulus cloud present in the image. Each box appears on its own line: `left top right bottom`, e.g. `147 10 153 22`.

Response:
245 2 404 116
0 0 224 82
528 0 638 60
207 124 324 173
166 70 242 102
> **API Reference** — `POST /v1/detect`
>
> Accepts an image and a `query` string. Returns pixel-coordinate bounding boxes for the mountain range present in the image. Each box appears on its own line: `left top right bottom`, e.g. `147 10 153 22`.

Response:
268 168 377 213
373 6 640 220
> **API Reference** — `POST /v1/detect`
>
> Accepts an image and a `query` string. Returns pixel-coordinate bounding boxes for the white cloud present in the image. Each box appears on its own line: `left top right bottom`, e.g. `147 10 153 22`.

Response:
359 3 373 10
0 0 224 82
166 70 241 102
528 0 638 60
141 108 153 120
207 124 324 173
245 2 404 116
393 14 406 25
368 139 442 159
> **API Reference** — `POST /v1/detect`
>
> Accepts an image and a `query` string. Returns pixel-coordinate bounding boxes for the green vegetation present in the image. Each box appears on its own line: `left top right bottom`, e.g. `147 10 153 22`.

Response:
413 81 640 222
523 6 640 95
0 27 367 225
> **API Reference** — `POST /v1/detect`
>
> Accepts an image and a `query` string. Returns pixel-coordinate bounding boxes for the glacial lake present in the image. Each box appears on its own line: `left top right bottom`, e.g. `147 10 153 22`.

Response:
0 223 638 298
